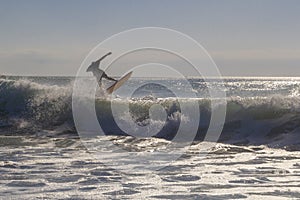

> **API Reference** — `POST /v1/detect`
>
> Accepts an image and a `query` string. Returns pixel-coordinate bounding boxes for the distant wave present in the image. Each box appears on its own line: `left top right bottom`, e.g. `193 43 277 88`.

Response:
1 77 300 150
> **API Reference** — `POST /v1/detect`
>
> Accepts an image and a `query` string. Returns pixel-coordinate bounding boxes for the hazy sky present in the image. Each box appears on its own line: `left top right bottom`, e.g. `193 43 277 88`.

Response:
1 0 300 76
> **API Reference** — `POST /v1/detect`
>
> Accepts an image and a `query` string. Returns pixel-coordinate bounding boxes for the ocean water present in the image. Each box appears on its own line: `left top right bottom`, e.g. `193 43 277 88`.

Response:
1 76 300 199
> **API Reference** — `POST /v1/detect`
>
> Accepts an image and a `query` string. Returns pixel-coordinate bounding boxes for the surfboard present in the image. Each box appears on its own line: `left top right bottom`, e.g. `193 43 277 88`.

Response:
106 71 133 94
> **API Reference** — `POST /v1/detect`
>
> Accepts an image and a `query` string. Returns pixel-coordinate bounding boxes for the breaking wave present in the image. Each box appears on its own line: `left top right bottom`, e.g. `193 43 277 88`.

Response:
1 77 300 150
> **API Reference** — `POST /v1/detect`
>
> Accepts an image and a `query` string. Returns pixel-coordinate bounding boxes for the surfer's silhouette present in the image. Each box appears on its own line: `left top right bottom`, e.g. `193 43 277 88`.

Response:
86 52 117 87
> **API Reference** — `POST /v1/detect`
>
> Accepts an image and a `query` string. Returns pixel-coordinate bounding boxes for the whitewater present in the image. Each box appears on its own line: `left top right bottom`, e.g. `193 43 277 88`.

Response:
1 76 300 199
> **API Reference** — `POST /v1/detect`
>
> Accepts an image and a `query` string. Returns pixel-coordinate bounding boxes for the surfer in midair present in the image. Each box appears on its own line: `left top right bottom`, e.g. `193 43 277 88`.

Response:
86 52 117 86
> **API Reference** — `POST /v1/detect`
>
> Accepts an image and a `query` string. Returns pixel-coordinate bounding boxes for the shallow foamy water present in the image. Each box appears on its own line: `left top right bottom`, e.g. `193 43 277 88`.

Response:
1 136 299 199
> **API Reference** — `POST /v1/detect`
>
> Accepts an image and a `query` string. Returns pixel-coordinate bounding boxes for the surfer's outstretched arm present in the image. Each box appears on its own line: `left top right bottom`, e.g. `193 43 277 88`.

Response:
96 52 112 63
88 52 112 70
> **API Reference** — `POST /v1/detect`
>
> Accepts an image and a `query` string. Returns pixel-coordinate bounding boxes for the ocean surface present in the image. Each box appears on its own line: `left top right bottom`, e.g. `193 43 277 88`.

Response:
1 76 300 199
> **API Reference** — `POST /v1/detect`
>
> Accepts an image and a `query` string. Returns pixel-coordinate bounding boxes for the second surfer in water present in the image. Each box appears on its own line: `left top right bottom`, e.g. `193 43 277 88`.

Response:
86 52 117 86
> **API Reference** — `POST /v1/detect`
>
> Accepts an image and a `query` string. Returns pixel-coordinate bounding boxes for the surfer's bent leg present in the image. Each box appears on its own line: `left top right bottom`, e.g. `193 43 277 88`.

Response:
103 73 117 82
97 81 102 87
